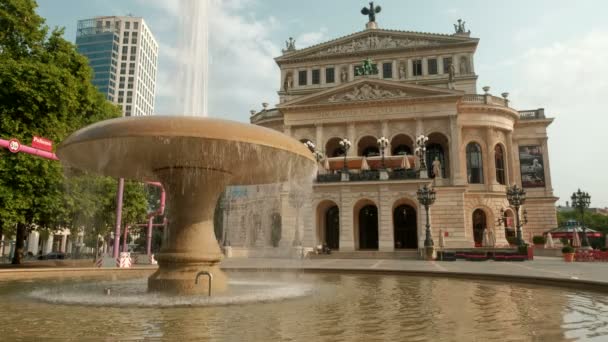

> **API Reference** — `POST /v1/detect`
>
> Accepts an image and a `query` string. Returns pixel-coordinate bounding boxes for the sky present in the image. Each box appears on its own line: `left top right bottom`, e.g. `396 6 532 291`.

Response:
37 0 608 207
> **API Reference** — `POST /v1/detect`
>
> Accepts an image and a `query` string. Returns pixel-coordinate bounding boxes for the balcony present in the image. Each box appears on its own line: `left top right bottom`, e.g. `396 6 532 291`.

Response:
316 155 419 183
461 94 509 107
518 108 545 120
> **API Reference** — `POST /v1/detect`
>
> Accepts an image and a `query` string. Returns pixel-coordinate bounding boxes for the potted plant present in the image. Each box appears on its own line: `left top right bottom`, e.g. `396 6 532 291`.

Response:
507 236 518 246
562 245 575 262
532 235 546 247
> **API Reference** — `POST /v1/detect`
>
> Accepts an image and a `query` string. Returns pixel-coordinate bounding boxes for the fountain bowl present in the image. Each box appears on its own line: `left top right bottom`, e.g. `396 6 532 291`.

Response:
57 116 316 294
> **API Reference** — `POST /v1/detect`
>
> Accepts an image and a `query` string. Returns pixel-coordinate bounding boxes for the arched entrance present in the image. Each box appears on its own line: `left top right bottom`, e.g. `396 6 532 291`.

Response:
393 204 417 249
325 206 340 249
358 205 379 250
472 209 486 246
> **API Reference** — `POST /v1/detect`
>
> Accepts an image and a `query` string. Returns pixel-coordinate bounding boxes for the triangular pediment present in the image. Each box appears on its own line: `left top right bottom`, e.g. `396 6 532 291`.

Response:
276 29 478 63
278 79 464 108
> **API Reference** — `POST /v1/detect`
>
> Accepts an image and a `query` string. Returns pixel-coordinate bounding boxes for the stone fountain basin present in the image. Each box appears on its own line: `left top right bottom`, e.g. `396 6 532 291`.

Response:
57 116 315 184
57 116 315 295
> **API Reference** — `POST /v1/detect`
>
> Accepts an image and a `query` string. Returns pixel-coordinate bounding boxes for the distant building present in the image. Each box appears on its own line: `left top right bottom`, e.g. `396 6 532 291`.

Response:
75 16 159 116
226 8 558 254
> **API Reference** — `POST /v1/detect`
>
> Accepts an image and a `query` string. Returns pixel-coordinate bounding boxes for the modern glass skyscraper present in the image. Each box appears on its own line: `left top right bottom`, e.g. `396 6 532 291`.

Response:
76 16 159 116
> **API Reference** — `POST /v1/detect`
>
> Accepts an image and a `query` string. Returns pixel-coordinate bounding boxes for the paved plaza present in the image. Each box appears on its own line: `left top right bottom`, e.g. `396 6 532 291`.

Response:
2 257 608 292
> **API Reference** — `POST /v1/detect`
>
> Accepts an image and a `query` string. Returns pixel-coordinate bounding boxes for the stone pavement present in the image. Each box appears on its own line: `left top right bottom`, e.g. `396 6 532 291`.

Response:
221 256 608 290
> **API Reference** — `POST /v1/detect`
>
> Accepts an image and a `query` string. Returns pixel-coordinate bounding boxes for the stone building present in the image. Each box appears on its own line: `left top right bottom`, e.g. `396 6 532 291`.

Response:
225 13 557 255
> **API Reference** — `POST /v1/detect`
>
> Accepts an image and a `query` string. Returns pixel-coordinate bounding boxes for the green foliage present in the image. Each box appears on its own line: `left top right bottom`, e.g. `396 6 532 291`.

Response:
532 235 546 245
0 0 134 263
562 245 574 254
557 210 608 234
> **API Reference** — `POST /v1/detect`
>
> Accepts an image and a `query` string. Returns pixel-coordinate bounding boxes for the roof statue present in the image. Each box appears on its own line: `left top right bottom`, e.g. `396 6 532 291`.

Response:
283 37 296 53
454 19 470 35
361 2 381 23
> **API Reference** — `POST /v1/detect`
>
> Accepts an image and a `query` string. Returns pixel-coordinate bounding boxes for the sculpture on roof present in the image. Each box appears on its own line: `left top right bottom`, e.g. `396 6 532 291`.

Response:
361 2 381 22
453 19 470 34
283 37 296 53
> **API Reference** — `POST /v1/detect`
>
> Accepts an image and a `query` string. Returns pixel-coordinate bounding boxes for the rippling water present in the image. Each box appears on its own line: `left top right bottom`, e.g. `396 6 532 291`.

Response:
0 272 607 341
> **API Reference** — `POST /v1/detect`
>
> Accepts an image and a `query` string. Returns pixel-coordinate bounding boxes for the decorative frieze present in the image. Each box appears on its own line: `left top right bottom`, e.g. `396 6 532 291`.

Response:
327 84 406 102
310 35 442 57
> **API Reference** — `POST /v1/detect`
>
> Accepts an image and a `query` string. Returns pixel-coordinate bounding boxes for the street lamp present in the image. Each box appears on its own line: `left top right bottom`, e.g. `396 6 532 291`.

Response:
506 184 526 246
415 134 429 175
417 184 436 251
339 138 351 171
377 136 389 170
571 189 591 248
303 140 316 153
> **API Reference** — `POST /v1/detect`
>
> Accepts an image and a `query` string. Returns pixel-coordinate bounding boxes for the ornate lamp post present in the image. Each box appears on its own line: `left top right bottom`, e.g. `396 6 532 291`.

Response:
415 135 429 177
417 184 436 259
506 184 527 246
571 189 591 248
377 136 389 170
339 138 351 171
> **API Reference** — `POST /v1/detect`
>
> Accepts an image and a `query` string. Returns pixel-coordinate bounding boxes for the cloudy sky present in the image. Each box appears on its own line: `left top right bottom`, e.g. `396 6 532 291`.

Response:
38 0 608 207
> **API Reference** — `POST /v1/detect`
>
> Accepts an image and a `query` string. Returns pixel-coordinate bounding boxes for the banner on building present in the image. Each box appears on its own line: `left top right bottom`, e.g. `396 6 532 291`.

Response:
519 145 545 188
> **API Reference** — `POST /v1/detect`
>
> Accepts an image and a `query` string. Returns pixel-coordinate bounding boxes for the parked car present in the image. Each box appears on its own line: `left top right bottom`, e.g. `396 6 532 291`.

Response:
38 252 65 260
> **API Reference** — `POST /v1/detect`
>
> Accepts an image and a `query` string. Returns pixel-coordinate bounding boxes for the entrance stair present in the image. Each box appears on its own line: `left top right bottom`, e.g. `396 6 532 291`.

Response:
309 249 419 260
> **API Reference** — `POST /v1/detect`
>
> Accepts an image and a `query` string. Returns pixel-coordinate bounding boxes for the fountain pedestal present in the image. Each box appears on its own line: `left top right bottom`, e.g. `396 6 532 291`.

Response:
148 168 229 294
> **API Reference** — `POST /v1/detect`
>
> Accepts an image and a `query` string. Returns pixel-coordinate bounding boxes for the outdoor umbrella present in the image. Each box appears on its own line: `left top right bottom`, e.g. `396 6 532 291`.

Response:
482 228 490 247
572 229 582 248
323 157 330 172
361 157 370 171
438 228 445 248
400 153 411 169
545 232 555 248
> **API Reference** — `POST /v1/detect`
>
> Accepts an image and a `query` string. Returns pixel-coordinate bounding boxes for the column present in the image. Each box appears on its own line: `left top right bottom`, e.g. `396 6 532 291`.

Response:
438 56 445 75
60 234 68 253
449 116 464 185
44 234 53 254
348 63 355 81
407 59 414 78
284 125 292 136
485 127 497 185
540 138 553 192
422 57 428 76
392 60 397 79
27 231 39 255
469 53 475 74
378 186 394 251
347 122 356 156
505 131 515 185
339 189 355 251
315 124 324 153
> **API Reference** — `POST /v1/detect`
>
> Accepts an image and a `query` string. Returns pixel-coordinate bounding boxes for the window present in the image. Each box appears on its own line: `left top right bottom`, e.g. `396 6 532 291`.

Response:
123 38 128 44
123 31 129 37
131 46 137 54
298 70 307 86
312 69 320 84
495 144 506 185
132 38 137 44
326 67 335 83
125 22 130 30
466 142 484 184
412 59 422 76
382 62 392 78
428 58 438 75
134 22 139 30
443 57 453 74
122 46 128 54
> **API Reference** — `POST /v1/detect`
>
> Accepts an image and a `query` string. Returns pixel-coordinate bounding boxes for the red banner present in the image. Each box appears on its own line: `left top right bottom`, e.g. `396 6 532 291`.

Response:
32 136 53 152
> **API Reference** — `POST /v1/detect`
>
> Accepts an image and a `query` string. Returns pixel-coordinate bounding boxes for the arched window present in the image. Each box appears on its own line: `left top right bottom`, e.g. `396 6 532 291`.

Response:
466 142 484 184
494 144 506 185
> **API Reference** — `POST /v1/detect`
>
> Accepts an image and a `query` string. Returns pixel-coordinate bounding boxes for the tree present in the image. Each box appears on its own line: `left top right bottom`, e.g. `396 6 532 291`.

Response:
0 0 121 264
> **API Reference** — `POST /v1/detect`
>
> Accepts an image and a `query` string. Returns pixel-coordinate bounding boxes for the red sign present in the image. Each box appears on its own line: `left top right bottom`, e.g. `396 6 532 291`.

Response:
32 136 53 152
8 139 21 153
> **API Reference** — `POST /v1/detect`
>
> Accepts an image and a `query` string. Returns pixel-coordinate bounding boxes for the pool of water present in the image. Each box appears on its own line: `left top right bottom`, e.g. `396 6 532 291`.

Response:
0 272 607 341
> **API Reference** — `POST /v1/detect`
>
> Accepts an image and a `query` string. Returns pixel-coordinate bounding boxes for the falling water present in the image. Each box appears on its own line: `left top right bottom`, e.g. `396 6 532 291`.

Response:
176 0 209 116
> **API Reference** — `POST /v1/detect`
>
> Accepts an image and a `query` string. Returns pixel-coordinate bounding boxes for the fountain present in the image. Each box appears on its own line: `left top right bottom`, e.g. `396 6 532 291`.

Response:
56 116 316 294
